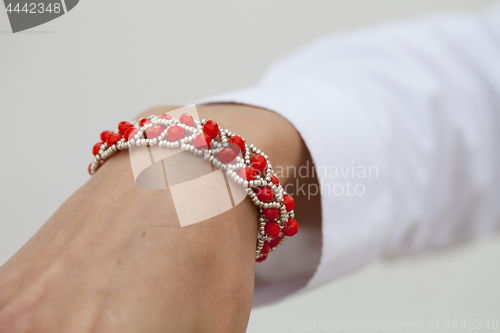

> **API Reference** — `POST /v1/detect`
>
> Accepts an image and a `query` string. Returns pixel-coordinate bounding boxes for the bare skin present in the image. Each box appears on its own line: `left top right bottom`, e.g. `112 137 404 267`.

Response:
0 104 321 333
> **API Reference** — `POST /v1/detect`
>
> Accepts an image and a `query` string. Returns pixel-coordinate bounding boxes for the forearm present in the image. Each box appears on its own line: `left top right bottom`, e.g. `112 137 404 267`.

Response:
0 104 317 333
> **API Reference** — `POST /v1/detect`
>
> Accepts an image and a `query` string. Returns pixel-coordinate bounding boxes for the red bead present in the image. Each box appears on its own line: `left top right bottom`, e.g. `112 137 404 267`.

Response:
159 113 172 120
166 125 184 141
203 120 219 139
256 255 267 262
283 194 295 212
260 242 271 255
269 237 281 248
263 207 279 220
124 127 138 141
88 163 92 175
255 187 273 202
265 221 281 238
146 125 164 139
179 113 195 127
228 135 245 154
271 175 279 186
106 132 122 147
193 133 212 149
251 154 267 173
218 147 237 164
118 121 133 134
139 118 151 127
238 167 257 181
92 142 103 156
282 218 299 237
100 130 112 142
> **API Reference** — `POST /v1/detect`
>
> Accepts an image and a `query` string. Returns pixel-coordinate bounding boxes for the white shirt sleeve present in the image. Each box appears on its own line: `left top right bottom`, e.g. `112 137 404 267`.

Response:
195 3 500 307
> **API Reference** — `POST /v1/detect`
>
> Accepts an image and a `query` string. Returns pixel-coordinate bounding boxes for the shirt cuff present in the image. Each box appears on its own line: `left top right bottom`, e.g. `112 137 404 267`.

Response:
192 80 391 307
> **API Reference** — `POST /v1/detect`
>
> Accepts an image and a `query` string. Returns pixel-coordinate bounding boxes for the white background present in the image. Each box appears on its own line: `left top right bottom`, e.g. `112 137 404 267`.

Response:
1 1 499 332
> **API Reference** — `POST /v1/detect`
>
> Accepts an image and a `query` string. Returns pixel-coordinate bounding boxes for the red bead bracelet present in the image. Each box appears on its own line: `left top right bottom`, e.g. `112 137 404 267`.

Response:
88 111 299 262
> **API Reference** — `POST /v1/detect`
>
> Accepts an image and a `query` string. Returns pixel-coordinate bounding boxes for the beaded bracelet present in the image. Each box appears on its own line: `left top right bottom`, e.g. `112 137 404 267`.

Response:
88 111 299 262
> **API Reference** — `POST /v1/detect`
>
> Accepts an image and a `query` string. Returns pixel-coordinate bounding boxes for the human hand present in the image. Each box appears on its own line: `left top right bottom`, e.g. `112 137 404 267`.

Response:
0 104 319 333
